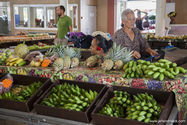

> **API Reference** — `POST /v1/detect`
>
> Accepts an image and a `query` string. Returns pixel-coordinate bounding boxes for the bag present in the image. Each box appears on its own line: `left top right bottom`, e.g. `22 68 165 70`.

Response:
65 33 93 48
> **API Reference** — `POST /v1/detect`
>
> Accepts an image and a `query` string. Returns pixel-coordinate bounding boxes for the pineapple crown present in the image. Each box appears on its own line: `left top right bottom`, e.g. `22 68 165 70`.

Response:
104 42 133 63
53 43 81 59
45 48 55 57
63 46 81 59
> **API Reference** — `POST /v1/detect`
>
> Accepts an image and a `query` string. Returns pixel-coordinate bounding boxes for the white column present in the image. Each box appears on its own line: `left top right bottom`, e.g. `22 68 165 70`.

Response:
80 0 87 34
59 0 69 16
155 0 166 36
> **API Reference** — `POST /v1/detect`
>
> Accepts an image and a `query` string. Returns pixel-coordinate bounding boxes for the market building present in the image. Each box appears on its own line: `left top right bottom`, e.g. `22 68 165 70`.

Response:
0 0 187 125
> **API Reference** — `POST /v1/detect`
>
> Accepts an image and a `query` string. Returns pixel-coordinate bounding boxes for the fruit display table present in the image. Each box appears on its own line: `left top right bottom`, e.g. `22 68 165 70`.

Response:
0 59 186 122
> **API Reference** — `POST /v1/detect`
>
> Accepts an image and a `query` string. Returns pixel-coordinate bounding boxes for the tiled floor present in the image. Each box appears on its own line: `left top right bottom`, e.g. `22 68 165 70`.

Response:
0 119 28 125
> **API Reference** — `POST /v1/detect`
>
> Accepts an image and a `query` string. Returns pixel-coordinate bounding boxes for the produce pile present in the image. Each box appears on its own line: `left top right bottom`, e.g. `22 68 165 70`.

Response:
123 59 186 80
6 55 26 67
28 44 52 51
86 43 133 71
0 42 27 67
41 83 98 112
0 81 43 102
0 42 81 73
0 49 12 65
98 90 163 123
145 33 187 40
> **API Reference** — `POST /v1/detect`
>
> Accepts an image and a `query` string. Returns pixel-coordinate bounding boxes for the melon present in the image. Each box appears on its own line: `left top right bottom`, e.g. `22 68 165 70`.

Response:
14 41 29 59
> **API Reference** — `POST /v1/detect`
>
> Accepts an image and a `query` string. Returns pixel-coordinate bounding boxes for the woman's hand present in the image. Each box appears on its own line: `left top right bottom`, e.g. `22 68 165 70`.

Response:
150 50 160 60
132 51 141 59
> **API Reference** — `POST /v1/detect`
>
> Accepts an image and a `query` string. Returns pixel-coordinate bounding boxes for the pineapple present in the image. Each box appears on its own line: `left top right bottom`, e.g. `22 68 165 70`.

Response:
71 57 79 68
86 55 99 68
102 59 114 71
53 58 63 73
63 55 71 69
70 48 81 68
52 44 65 72
102 42 133 71
53 44 81 70
63 46 81 69
113 60 124 70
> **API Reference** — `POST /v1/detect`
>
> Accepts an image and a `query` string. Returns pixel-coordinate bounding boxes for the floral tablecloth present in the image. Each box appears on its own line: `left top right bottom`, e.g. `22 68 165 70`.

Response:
0 35 55 43
0 62 186 122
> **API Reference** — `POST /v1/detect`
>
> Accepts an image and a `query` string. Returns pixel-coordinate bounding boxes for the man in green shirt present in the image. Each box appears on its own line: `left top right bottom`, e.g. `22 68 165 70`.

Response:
54 5 73 45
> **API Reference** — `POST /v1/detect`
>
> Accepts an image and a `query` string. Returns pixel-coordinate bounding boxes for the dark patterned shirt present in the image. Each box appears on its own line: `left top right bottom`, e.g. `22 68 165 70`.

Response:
112 28 150 54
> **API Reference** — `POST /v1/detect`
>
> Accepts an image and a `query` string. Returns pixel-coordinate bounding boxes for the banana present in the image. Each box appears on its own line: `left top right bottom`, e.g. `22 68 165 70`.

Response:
135 68 141 75
178 67 186 73
132 115 138 120
172 63 177 67
15 59 23 64
153 67 161 71
174 67 180 74
147 71 154 75
158 59 170 63
137 60 146 64
89 90 94 101
144 118 151 123
154 62 160 67
132 111 141 115
139 111 147 116
159 74 164 81
137 116 146 122
153 72 160 79
9 62 16 66
129 61 134 67
146 113 152 118
6 62 10 66
9 58 19 63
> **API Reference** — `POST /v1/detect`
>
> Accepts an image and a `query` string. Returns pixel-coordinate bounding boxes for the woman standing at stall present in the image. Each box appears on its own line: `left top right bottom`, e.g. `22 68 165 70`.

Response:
112 9 164 60
134 9 148 31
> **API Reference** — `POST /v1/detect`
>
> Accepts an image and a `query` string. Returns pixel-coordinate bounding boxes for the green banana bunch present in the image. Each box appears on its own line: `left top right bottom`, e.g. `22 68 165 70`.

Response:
41 83 98 112
123 60 144 78
125 93 162 123
98 90 131 118
15 81 43 102
143 59 186 80
98 103 124 118
0 92 17 100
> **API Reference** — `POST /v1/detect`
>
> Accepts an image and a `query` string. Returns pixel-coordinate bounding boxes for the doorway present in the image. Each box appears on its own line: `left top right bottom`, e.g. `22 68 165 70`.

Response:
0 2 11 34
87 6 97 35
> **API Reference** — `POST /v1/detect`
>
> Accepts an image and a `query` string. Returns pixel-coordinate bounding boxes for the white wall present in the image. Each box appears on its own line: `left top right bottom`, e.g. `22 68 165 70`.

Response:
165 3 175 28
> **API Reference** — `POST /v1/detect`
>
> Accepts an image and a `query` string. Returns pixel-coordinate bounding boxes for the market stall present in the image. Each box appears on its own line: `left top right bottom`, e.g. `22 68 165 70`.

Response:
0 34 55 48
0 41 186 125
145 34 187 50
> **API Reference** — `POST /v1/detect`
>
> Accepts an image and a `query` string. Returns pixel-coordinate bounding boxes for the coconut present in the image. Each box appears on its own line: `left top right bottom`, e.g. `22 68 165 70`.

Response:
14 41 29 59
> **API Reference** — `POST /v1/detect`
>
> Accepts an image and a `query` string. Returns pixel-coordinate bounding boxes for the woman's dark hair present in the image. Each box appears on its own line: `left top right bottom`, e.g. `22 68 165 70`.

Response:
95 35 113 53
59 5 65 12
121 23 124 27
137 11 141 16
